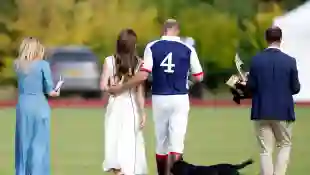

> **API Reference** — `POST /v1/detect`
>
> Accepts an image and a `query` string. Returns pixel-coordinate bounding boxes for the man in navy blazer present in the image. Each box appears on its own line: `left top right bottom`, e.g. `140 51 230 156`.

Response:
245 26 300 175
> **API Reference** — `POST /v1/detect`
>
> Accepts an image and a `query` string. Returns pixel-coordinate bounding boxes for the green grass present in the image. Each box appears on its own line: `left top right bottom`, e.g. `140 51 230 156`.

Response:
0 107 309 175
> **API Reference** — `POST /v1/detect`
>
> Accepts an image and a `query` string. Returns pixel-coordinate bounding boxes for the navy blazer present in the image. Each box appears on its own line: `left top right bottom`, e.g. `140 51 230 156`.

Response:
247 48 300 121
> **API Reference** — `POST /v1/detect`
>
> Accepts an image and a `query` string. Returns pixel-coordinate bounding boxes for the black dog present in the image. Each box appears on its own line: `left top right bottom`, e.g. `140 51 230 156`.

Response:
171 158 253 175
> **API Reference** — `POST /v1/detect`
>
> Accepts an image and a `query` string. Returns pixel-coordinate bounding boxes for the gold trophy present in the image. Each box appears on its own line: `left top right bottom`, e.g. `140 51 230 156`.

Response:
226 53 250 104
226 53 248 89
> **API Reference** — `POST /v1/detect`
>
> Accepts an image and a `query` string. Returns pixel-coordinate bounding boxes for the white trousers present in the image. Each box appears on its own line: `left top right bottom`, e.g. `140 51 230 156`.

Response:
152 94 190 155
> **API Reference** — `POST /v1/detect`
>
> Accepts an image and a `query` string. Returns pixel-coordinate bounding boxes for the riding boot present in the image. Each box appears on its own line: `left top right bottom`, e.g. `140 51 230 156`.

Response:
156 154 167 175
166 153 183 175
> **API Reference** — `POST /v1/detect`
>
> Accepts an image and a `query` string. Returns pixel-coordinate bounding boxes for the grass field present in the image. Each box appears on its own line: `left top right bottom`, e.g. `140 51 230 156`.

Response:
0 107 309 175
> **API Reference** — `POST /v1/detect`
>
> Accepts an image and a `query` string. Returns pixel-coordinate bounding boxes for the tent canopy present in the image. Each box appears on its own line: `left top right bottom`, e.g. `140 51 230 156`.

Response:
274 2 310 37
273 2 310 101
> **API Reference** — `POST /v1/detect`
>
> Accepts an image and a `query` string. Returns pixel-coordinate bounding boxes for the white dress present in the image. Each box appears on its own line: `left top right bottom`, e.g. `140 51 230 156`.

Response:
102 56 148 175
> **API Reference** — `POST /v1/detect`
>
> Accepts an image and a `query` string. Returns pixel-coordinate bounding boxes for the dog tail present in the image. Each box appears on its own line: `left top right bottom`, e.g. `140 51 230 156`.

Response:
234 159 254 169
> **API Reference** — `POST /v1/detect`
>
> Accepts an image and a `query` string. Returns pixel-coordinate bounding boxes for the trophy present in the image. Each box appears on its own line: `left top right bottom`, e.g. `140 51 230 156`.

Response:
226 53 251 104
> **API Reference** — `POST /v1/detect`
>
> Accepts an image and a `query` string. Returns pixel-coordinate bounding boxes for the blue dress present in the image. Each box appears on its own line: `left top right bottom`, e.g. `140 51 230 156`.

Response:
15 60 54 175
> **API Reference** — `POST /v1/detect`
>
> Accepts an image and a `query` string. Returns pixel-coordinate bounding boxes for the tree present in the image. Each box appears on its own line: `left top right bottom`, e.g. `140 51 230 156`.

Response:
179 4 239 69
0 0 160 61
281 0 307 10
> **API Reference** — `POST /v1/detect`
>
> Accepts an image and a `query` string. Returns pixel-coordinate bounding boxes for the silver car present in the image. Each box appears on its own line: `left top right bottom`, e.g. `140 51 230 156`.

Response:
46 46 101 99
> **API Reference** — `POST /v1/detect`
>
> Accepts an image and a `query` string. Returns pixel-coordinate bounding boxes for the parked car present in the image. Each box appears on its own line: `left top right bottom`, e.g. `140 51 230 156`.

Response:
46 46 101 99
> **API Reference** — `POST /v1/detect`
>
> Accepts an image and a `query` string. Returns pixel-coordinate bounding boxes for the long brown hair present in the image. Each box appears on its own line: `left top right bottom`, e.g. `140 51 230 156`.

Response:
114 29 139 81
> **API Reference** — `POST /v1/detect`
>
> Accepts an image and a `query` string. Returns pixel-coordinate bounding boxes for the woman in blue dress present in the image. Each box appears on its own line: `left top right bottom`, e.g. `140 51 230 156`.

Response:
14 37 60 175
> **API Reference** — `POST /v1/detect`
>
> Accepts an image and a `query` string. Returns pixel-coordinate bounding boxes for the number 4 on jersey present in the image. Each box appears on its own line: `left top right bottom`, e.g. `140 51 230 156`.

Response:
160 52 175 73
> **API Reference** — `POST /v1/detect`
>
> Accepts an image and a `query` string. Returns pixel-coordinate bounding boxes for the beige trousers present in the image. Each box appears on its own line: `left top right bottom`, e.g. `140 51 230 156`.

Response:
254 120 293 175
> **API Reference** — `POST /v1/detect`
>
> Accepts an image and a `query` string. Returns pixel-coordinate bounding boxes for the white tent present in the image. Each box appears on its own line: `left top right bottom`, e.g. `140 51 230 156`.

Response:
273 2 310 102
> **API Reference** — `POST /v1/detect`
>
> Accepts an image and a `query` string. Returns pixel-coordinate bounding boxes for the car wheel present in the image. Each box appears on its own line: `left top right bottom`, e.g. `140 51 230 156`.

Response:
82 91 102 99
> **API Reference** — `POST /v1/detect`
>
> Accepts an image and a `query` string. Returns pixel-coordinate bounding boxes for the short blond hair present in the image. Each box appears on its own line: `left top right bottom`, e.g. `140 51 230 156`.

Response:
15 37 45 72
162 18 179 34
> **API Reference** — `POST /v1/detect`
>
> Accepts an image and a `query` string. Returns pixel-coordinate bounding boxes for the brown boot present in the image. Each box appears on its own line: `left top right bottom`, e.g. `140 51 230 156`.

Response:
156 154 167 175
166 153 183 175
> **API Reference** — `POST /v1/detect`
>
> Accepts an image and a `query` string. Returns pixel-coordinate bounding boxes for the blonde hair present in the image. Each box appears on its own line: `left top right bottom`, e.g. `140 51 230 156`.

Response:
15 37 45 73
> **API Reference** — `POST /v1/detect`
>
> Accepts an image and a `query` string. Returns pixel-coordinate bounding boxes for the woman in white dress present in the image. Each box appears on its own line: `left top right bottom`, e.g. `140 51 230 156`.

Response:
101 29 148 175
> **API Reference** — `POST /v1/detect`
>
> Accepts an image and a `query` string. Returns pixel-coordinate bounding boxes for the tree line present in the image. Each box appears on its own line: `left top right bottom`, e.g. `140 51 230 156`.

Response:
0 0 306 89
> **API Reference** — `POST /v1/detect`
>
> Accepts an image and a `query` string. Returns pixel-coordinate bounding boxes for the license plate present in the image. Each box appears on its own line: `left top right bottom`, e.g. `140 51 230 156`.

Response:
64 70 82 76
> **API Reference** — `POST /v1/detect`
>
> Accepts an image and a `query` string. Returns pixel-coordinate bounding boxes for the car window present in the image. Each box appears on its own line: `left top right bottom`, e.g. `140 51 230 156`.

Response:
49 52 97 63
